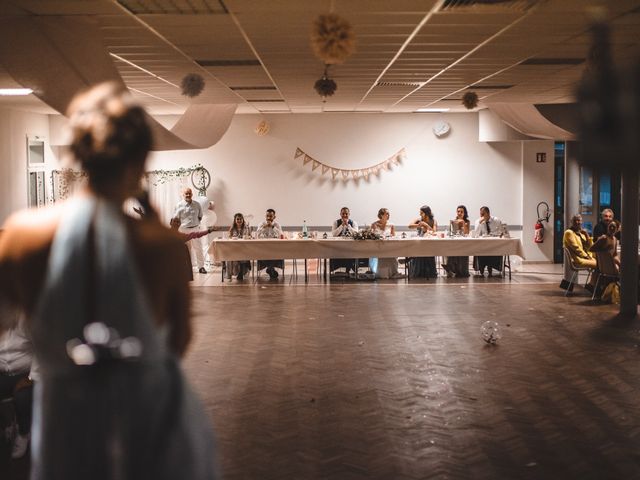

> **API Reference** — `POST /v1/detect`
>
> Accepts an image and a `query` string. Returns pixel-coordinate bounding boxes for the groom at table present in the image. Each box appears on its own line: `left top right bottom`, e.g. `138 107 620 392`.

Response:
330 207 360 275
256 208 284 279
472 206 504 277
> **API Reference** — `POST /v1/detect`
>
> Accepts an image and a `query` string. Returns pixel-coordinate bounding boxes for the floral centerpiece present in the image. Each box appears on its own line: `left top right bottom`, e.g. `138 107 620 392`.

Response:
352 228 382 241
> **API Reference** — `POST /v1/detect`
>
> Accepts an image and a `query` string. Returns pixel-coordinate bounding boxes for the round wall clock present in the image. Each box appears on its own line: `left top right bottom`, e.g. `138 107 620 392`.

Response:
432 120 451 138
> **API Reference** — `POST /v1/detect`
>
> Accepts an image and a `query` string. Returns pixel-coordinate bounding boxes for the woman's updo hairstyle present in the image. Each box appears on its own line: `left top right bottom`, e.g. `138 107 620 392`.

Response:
67 82 152 185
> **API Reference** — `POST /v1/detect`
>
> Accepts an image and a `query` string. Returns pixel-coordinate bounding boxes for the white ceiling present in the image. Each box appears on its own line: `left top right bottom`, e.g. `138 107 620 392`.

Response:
1 0 640 115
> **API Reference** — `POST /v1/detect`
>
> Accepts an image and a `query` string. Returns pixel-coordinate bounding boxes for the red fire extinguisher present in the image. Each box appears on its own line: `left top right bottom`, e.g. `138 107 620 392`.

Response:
534 202 550 244
534 221 545 243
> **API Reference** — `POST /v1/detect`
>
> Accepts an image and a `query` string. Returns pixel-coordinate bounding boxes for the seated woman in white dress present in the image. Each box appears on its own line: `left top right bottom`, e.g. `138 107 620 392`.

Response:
370 208 404 279
226 213 252 280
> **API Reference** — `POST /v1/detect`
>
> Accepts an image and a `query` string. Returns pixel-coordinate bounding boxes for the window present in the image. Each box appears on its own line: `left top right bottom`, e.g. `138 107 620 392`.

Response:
579 166 593 216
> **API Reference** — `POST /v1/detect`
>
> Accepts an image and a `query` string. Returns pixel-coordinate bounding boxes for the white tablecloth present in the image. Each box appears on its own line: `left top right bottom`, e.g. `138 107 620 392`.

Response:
208 237 525 262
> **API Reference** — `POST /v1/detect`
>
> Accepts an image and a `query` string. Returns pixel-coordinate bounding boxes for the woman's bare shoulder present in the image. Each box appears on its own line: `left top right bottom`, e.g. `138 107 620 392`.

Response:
0 204 65 261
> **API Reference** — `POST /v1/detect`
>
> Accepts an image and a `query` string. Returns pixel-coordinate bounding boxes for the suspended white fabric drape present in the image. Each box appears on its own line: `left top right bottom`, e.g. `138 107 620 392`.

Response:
0 15 237 151
487 103 575 140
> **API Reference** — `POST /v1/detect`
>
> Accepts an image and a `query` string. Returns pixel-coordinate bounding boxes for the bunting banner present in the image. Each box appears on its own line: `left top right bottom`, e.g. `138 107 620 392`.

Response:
295 147 406 181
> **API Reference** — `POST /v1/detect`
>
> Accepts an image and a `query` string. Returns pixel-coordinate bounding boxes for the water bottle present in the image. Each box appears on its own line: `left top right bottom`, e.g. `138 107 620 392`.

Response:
302 220 308 238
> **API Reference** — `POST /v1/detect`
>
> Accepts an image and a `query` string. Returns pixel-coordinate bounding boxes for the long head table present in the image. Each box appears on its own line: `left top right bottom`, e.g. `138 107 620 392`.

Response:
208 237 525 262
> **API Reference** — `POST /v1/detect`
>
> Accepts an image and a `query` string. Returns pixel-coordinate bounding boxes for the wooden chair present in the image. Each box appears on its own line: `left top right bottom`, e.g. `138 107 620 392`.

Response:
563 247 594 296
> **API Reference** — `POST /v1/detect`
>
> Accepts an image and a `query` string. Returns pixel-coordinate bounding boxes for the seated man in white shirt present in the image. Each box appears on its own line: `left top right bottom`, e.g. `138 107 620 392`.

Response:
256 208 285 279
173 187 206 274
472 206 504 277
0 305 33 459
329 207 360 275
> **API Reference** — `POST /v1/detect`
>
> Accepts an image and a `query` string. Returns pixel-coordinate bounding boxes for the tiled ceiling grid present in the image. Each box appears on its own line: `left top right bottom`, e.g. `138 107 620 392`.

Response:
0 0 639 114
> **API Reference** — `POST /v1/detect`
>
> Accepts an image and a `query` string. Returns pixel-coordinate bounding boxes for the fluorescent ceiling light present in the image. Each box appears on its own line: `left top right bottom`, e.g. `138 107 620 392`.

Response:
415 108 450 113
0 88 33 96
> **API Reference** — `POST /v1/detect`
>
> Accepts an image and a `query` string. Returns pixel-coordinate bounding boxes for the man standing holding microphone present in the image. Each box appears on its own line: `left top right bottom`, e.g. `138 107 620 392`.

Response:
173 187 206 273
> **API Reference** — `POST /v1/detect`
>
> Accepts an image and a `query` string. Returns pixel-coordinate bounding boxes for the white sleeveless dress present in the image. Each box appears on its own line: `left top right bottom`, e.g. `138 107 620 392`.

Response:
29 197 218 480
370 223 399 279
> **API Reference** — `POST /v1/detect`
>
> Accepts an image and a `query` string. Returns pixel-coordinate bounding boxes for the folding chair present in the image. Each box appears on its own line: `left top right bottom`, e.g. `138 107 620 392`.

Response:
563 247 594 296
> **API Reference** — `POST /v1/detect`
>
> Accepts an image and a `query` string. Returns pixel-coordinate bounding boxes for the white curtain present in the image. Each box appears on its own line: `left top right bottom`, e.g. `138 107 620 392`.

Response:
144 173 191 225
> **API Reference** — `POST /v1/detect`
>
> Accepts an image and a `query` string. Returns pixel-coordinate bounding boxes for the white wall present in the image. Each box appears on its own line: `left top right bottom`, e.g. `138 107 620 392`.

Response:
521 140 555 262
149 113 524 231
0 108 56 223
0 110 556 263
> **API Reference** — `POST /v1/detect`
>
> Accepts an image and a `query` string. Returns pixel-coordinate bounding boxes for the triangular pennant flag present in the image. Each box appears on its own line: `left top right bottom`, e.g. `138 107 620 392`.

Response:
341 170 349 180
294 147 304 158
391 154 400 165
331 168 339 180
352 170 360 179
321 165 330 175
398 148 406 160
303 155 312 165
384 160 391 170
312 160 321 171
363 169 370 180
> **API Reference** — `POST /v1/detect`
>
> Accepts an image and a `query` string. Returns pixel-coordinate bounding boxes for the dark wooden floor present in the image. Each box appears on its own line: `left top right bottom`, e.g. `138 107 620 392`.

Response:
182 270 640 480
4 268 640 479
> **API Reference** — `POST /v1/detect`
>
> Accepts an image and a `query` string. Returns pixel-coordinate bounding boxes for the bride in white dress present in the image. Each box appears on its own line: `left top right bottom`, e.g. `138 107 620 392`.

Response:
371 208 404 279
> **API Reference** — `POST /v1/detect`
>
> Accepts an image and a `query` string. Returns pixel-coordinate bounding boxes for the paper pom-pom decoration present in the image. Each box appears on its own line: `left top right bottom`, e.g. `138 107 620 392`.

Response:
310 14 356 65
314 76 337 100
181 73 205 98
462 91 479 110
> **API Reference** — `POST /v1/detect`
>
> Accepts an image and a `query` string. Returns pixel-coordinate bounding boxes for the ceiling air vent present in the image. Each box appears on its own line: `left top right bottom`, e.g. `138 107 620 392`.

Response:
196 59 261 67
117 0 227 14
520 58 585 66
441 0 537 11
376 82 423 87
230 86 277 91
469 85 514 89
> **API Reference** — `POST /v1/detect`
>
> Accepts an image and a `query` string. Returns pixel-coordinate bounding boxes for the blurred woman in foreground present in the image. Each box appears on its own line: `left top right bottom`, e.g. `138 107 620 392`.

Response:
0 82 217 479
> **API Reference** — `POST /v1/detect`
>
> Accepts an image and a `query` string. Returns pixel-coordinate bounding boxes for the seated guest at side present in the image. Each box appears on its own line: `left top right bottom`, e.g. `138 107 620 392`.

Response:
592 208 621 241
472 206 503 277
562 214 598 289
226 213 252 280
443 205 470 277
371 208 404 279
330 207 359 275
0 306 34 459
590 221 620 271
407 205 437 278
256 208 284 280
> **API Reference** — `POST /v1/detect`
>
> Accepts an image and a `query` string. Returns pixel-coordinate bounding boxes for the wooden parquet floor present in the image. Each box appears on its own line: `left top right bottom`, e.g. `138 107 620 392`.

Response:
185 279 640 480
4 267 639 480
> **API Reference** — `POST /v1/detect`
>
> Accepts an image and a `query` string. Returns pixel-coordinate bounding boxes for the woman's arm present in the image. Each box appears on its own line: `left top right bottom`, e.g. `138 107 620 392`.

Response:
408 218 420 229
